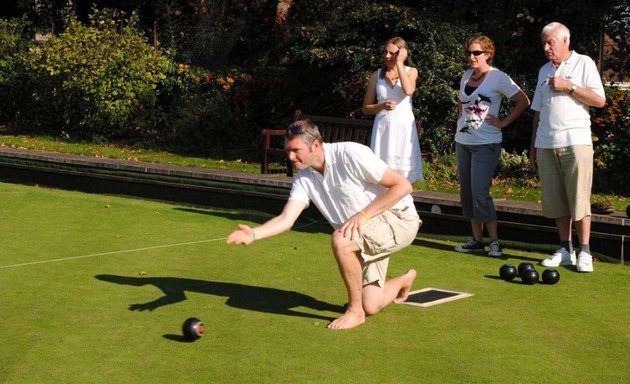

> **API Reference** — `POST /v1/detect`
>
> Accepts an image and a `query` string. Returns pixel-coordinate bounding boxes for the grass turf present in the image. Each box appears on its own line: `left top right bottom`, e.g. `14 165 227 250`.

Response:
0 182 628 383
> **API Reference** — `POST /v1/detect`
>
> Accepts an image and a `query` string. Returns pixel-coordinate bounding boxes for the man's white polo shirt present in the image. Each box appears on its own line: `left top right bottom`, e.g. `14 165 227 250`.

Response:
289 142 417 229
531 51 605 149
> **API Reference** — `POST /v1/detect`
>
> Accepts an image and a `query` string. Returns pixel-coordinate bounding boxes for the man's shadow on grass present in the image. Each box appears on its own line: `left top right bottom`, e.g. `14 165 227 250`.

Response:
95 274 344 340
174 207 332 235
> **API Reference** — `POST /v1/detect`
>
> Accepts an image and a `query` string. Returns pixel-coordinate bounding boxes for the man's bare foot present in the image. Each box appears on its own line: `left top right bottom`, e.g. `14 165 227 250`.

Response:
327 308 365 330
393 269 417 304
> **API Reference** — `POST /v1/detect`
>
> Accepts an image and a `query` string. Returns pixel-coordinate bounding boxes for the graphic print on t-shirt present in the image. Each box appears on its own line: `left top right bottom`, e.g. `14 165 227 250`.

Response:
460 94 491 134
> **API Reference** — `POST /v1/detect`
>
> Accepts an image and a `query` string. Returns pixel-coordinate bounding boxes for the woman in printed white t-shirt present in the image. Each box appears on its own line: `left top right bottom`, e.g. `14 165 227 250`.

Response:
453 34 530 257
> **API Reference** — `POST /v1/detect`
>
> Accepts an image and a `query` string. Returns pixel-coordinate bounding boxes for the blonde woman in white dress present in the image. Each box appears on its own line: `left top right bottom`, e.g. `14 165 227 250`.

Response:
362 37 424 183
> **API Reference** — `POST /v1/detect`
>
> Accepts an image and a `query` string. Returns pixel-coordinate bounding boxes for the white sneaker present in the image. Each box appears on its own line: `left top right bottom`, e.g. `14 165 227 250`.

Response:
488 240 503 257
541 248 576 267
577 251 594 273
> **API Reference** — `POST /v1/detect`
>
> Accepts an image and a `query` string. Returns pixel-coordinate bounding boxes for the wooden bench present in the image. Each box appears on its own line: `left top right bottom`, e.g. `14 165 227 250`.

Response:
261 110 374 176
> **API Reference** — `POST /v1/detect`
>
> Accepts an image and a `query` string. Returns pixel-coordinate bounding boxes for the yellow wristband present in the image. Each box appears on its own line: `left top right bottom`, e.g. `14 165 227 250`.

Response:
359 211 370 221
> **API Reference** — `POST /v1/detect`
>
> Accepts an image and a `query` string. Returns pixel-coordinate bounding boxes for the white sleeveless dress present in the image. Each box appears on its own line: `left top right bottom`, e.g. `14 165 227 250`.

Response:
370 68 424 182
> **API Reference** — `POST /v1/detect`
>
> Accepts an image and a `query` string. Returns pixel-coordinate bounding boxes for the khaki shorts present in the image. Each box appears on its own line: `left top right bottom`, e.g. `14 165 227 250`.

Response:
355 208 421 287
537 145 593 221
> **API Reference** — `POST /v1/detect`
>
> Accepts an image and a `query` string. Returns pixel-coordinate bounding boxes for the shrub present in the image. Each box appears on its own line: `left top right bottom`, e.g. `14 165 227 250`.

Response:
421 152 459 191
7 9 173 141
0 16 31 57
591 88 630 195
0 17 33 125
160 64 237 156
496 148 537 180
286 1 471 155
423 149 539 191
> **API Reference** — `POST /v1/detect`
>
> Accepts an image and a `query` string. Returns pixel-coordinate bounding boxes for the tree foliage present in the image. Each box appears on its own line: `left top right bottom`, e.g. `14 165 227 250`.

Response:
2 8 173 140
279 0 472 154
591 89 630 194
0 1 628 188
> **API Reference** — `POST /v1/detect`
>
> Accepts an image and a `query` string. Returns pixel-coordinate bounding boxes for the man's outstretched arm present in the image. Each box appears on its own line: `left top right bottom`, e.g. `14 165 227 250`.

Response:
226 199 307 245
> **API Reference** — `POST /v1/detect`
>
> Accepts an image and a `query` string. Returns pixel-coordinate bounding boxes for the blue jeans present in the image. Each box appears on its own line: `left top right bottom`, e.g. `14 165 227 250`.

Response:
456 142 501 223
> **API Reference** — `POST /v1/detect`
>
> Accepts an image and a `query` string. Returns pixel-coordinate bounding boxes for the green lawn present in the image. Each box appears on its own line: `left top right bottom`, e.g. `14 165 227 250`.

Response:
0 133 261 173
0 182 628 383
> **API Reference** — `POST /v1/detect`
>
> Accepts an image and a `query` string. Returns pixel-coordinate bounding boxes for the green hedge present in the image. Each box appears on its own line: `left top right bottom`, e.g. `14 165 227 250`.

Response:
2 9 173 141
591 88 630 195
1 5 628 195
285 1 471 155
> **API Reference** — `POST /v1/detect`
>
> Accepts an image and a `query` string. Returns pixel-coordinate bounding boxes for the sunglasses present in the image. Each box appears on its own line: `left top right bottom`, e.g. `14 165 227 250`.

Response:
465 50 486 56
285 125 315 139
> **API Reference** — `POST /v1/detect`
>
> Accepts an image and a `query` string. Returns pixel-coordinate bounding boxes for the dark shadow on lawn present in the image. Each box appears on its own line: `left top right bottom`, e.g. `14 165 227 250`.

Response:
175 207 275 223
411 238 456 252
484 275 527 284
484 274 560 285
95 274 344 323
162 334 197 343
413 238 542 263
174 207 332 235
497 254 543 263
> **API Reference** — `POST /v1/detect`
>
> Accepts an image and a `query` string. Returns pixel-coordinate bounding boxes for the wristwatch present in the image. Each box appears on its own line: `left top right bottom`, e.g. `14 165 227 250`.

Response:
568 84 577 95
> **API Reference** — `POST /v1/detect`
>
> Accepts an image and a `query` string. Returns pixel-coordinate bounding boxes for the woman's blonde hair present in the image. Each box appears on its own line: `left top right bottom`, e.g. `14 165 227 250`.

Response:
385 36 409 51
381 37 410 77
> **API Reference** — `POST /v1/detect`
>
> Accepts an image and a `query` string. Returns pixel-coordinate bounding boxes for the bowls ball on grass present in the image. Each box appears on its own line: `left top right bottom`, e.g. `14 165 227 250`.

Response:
521 269 539 285
542 268 560 285
499 264 517 281
517 262 535 276
182 317 205 341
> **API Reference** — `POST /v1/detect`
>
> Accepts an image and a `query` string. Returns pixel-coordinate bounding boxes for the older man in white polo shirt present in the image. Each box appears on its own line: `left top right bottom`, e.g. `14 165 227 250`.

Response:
227 119 421 329
529 22 606 273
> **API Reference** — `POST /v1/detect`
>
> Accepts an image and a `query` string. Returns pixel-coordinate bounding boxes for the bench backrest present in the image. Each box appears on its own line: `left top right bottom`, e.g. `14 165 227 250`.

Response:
293 110 373 146
261 110 375 176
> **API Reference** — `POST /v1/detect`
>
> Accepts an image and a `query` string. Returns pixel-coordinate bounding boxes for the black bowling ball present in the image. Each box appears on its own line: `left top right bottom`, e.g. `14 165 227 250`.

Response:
518 262 534 276
499 264 517 281
542 269 560 285
521 269 539 285
182 317 205 341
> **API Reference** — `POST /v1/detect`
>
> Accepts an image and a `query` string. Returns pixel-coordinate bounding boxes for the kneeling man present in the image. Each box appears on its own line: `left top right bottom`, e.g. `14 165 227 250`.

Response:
227 119 421 329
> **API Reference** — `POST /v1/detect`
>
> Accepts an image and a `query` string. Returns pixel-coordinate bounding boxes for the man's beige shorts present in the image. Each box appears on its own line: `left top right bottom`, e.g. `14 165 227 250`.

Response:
355 208 421 287
537 145 593 221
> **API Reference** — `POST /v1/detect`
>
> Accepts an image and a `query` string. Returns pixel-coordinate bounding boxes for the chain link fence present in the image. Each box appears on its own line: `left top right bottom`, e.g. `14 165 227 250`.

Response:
124 14 224 69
